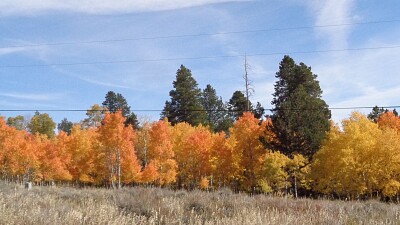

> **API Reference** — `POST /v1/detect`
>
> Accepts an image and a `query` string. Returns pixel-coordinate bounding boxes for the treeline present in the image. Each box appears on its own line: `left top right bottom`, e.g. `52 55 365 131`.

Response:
1 55 399 200
1 110 400 200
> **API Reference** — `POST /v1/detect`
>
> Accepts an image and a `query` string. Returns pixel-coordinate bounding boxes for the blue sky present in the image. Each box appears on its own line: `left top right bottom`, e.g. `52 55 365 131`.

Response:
1 0 400 125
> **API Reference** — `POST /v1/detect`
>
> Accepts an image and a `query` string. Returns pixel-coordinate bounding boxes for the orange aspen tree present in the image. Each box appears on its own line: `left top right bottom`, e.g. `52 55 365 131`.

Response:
377 111 400 131
37 135 72 183
229 112 266 192
0 118 15 180
210 132 235 188
171 122 195 188
0 118 39 183
187 125 213 189
172 123 213 189
140 161 159 183
65 125 98 184
135 121 151 168
146 120 177 186
97 112 141 188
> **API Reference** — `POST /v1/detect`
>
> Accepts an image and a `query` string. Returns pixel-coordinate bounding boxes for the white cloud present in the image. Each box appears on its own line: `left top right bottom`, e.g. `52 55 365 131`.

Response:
0 46 42 56
0 0 248 16
306 0 356 49
311 40 400 122
50 67 132 89
0 92 62 101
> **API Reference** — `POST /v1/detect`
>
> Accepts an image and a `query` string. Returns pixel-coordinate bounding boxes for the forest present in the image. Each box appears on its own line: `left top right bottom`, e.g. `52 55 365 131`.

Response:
1 55 399 200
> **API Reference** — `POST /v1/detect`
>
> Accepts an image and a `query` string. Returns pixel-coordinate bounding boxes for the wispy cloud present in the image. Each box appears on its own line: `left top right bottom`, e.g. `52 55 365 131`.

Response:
0 46 43 57
80 76 131 89
306 0 356 49
50 67 132 89
0 92 62 101
0 0 248 16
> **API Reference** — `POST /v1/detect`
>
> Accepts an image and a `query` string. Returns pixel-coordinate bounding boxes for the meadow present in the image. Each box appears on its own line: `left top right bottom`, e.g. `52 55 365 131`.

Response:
0 182 399 225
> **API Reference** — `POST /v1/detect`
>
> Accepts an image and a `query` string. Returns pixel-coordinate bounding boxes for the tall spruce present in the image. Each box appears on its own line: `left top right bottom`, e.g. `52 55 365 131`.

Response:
367 106 387 122
253 102 265 120
201 84 233 132
161 65 206 126
228 91 253 120
102 91 139 129
367 106 398 123
271 55 331 159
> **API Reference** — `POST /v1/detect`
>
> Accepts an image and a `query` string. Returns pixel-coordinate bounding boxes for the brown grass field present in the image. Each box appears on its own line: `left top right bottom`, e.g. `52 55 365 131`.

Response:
0 182 399 225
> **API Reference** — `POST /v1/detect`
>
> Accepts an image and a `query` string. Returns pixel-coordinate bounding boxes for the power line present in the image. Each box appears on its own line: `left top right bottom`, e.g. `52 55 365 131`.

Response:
1 19 399 49
1 45 400 68
0 106 399 113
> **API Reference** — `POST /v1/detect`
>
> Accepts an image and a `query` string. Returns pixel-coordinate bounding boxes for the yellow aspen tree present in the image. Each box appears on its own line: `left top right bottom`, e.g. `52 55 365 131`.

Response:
259 151 290 193
311 112 384 198
287 154 310 198
229 112 266 192
376 127 400 197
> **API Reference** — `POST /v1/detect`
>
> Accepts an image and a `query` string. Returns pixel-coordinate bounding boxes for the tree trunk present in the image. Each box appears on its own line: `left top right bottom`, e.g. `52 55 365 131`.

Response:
117 148 121 189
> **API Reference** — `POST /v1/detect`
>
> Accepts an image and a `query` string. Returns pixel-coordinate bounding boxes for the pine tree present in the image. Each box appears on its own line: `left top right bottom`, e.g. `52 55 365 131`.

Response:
161 65 206 126
201 84 233 132
253 102 265 120
271 55 331 159
228 91 253 120
57 118 73 135
367 106 386 122
102 91 139 129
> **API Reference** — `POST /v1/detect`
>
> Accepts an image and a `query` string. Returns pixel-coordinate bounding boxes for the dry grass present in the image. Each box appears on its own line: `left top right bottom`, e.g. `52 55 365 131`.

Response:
0 182 399 225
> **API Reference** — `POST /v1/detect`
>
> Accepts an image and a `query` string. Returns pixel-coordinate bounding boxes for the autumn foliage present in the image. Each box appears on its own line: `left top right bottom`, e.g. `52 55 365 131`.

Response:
1 111 400 199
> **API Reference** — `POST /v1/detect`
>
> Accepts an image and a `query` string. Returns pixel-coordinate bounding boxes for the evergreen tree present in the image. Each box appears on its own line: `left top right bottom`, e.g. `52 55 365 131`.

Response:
253 102 265 120
201 84 233 133
228 91 253 120
161 65 206 126
57 118 73 135
102 91 130 117
367 106 388 122
102 91 139 128
271 55 331 159
125 112 140 130
394 109 399 117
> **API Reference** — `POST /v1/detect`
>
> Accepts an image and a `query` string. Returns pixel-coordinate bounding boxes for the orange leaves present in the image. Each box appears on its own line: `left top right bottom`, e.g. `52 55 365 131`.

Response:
377 111 400 131
141 161 159 183
98 112 141 186
229 112 266 191
172 123 213 188
146 120 177 185
65 125 97 184
210 132 235 187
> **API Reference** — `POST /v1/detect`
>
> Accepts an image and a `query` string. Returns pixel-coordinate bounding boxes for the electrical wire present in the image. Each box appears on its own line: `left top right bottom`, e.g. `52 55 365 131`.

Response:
0 106 398 113
1 19 399 49
1 45 400 68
